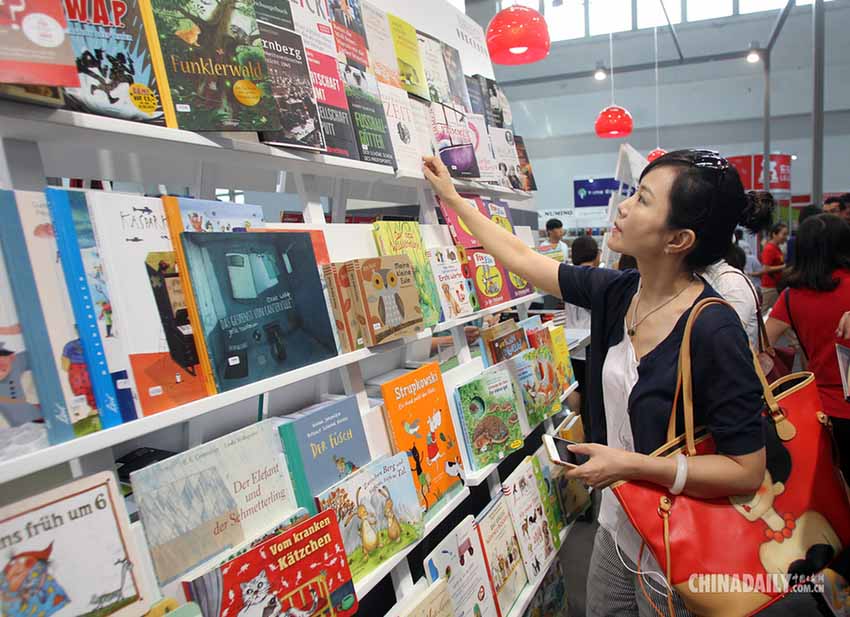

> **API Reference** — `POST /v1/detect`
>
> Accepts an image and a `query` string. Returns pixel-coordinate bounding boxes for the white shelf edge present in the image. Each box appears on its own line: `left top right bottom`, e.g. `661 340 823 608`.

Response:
436 293 542 331
505 523 573 617
559 381 580 404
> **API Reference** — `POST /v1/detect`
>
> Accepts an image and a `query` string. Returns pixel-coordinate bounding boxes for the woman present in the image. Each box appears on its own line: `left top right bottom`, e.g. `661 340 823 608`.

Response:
760 222 789 309
424 150 766 616
765 214 850 481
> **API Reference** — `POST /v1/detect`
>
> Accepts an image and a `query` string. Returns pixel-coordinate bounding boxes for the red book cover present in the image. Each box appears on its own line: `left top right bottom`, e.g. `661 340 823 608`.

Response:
465 248 511 309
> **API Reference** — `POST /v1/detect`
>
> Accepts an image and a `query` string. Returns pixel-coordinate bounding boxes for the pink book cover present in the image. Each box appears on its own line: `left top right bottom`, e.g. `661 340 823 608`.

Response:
438 194 489 249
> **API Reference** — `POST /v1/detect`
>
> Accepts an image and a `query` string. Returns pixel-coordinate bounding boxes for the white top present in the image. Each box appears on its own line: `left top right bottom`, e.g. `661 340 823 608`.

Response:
562 304 591 360
539 239 569 263
702 261 759 347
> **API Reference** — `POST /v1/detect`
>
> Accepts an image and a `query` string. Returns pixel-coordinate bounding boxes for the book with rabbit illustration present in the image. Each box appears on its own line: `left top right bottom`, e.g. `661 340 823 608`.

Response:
475 495 528 617
183 509 358 617
427 246 475 321
0 471 146 617
315 452 423 583
506 345 561 430
464 248 511 310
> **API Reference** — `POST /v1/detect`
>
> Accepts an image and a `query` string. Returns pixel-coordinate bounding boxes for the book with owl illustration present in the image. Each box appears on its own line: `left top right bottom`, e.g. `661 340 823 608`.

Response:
427 246 474 321
372 222 441 328
316 452 423 583
397 578 455 617
514 136 538 191
531 446 564 551
0 471 146 617
438 194 487 249
386 13 428 101
379 82 425 176
362 2 401 88
464 248 511 310
183 509 358 617
274 396 371 515
380 363 464 517
506 345 561 430
547 324 577 394
475 495 528 617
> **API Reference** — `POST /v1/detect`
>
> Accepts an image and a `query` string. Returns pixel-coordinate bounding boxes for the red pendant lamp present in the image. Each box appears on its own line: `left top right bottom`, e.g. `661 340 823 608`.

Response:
595 33 633 138
647 27 666 161
487 4 551 66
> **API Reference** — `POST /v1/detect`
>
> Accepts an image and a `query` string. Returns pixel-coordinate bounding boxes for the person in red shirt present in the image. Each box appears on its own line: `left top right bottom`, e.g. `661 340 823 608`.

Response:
760 222 788 308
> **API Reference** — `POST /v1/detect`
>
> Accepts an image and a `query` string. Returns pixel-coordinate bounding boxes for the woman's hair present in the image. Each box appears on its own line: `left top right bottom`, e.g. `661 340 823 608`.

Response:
725 243 746 271
769 222 788 239
743 191 776 234
640 150 774 270
781 214 850 292
764 422 792 485
617 254 638 271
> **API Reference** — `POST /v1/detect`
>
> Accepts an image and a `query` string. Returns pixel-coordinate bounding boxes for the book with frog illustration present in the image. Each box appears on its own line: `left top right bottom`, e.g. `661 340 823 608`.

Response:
465 248 510 309
427 246 474 321
506 345 561 430
476 495 528 617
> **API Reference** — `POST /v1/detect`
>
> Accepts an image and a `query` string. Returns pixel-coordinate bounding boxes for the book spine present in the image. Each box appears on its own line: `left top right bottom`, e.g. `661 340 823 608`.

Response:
46 189 124 429
475 521 505 617
277 424 318 515
322 264 352 353
137 0 178 128
0 191 76 444
339 262 364 350
452 388 475 471
345 261 374 347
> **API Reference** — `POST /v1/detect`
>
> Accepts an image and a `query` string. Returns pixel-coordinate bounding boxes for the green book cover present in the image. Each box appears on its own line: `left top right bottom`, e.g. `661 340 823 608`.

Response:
531 448 564 550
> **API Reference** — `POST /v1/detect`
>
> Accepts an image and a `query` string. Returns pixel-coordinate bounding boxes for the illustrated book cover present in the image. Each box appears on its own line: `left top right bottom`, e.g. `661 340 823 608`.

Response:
131 419 298 584
397 578 455 617
531 446 564 551
465 248 511 309
431 101 479 179
525 559 569 617
427 246 474 321
548 324 577 394
491 329 528 364
275 395 371 514
387 12 428 101
506 346 561 430
478 319 521 367
340 61 396 167
490 127 522 189
171 197 265 233
362 1 401 88
514 136 538 191
372 221 440 328
322 262 363 353
0 471 146 617
328 0 368 69
476 495 528 617
468 114 499 182
440 43 471 113
316 452 423 583
379 82 425 176
380 362 464 516
183 509 358 617
416 30 451 107
438 194 485 249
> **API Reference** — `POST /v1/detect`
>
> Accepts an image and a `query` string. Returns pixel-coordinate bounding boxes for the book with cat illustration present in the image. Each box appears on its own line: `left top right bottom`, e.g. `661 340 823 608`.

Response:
427 246 474 321
183 509 358 617
0 471 146 617
387 12 428 101
475 495 528 617
397 578 455 617
506 345 561 430
362 2 401 88
274 395 372 515
315 452 423 583
531 445 564 551
340 62 396 167
464 248 510 310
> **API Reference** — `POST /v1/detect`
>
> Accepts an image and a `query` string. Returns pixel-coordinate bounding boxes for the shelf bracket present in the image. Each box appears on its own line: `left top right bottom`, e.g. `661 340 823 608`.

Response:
417 185 439 226
389 558 414 601
330 178 349 223
450 325 472 365
486 470 502 500
0 139 45 191
293 172 326 224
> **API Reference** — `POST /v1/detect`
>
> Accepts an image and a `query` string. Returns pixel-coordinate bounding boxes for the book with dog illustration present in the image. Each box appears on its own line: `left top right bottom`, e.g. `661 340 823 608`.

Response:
387 13 428 100
427 246 475 321
531 446 564 551
380 363 464 517
506 345 561 430
183 509 358 617
476 495 528 617
464 248 510 309
316 452 423 583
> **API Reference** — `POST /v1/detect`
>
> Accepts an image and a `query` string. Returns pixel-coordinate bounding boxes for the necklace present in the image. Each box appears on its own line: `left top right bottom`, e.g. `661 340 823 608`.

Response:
628 276 695 337
764 512 796 543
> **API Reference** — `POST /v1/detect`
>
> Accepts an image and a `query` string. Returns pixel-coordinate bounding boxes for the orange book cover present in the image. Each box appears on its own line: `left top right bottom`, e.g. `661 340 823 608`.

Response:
322 263 353 353
380 362 463 514
253 228 331 266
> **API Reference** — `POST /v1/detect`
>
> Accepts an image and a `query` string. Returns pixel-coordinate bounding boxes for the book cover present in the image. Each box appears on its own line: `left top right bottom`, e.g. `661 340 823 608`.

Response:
548 324 577 393
275 396 371 514
0 471 146 616
490 127 522 189
427 246 474 321
416 31 450 106
62 0 165 124
431 102 479 179
138 0 280 130
438 194 485 249
257 21 325 151
441 43 471 113
338 261 367 350
316 452 423 583
380 362 463 516
529 559 569 617
465 75 485 116
173 198 265 233
0 0 79 86
372 221 440 327
309 49 360 159
482 198 515 235
387 13 428 101
478 75 512 130
89 194 207 415
476 495 528 617
180 231 337 391
465 248 510 309
398 578 455 617
379 82 423 176
514 136 538 191
478 319 520 367
506 346 561 429
254 0 292 28
329 0 368 69
289 0 336 57
502 457 555 586
531 446 564 550
362 1 401 88
0 84 65 106
454 364 523 470
491 329 528 364
468 114 499 182
322 263 357 353
409 95 436 157
0 190 102 441
340 62 396 167
131 420 298 584
183 509 358 617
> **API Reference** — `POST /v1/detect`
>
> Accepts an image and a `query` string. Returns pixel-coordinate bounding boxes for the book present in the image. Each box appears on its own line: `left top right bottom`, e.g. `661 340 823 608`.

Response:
372 221 441 328
506 346 561 429
179 230 337 392
0 0 79 86
468 114 499 182
481 198 515 235
423 515 499 617
89 194 207 415
345 256 425 346
340 62 396 167
431 102 479 179
398 578 455 617
490 127 522 189
362 2 401 88
476 495 528 617
441 43 471 113
438 194 485 249
491 329 528 364
289 0 336 57
502 457 555 586
531 446 564 551
0 84 64 106
478 75 513 130
311 50 361 159
254 0 293 28
454 364 524 470
527 559 569 617
329 0 368 69
478 319 521 367
257 21 325 151
380 362 464 516
0 472 146 617
131 420 298 584
427 246 474 321
183 509 358 617
322 262 360 353
275 396 371 514
838 344 850 403
465 75 485 116
514 136 538 191
62 0 165 123
316 452 423 583
0 190 102 441
465 248 511 309
387 13 428 100
379 82 424 176
138 0 280 130
548 324 577 394
172 198 265 233
417 31 451 106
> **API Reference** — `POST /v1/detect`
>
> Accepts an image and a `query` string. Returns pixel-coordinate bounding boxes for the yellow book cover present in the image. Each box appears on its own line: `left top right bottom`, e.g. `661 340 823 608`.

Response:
387 13 430 101
548 324 576 393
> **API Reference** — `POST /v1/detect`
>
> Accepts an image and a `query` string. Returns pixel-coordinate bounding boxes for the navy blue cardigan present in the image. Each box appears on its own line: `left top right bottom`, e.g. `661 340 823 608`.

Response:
558 265 765 456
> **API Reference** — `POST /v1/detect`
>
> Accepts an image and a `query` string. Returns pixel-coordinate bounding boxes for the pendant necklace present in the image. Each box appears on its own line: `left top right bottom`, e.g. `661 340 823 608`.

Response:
628 276 695 337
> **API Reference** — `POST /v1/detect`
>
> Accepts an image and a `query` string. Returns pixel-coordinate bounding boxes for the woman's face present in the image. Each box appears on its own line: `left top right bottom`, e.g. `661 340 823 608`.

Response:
772 227 789 245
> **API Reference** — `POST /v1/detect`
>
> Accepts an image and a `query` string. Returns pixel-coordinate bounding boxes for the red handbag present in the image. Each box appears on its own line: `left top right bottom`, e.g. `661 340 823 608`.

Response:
612 298 850 617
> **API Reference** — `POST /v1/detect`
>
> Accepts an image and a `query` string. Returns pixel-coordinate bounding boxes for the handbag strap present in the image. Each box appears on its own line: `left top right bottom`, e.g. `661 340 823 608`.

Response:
784 288 810 361
716 268 772 355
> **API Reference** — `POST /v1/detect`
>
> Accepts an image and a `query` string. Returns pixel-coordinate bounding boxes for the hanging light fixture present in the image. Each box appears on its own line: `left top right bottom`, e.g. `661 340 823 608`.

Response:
486 4 551 66
595 32 633 139
747 41 761 64
594 62 608 81
647 26 666 161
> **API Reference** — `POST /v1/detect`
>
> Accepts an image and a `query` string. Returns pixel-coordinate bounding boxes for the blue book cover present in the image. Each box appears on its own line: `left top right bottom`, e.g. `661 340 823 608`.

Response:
173 198 264 233
180 231 337 391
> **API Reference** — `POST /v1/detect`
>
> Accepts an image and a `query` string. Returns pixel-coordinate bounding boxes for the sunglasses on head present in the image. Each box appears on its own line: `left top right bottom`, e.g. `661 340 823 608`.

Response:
654 149 730 183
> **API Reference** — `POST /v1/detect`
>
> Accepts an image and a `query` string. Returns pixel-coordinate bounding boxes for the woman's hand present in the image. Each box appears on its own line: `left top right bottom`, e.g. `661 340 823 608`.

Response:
837 311 850 339
563 443 639 489
423 155 461 204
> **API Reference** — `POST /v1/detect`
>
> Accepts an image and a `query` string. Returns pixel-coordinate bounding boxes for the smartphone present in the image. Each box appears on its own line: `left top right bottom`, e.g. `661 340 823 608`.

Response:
543 434 589 468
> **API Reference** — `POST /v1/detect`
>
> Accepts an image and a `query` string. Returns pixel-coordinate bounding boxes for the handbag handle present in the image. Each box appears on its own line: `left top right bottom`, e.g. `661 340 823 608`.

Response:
716 269 773 356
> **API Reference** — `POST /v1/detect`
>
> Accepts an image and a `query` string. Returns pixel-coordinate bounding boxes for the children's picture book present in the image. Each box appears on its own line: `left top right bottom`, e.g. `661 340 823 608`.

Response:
427 246 475 321
476 495 528 617
362 2 401 88
373 221 441 328
316 452 423 583
184 509 358 617
548 324 577 394
490 127 522 189
387 13 428 101
527 559 569 617
514 136 538 191
506 269 534 301
340 62 396 167
478 319 521 367
416 31 451 106
379 82 424 176
465 248 511 309
62 0 164 123
397 578 455 617
139 0 280 130
491 329 528 364
507 346 561 429
180 231 337 391
438 194 485 249
131 420 298 584
0 84 64 107
454 364 524 470
431 102 480 179
172 198 265 233
310 50 361 159
0 472 146 617
380 363 464 516
468 114 499 182
289 0 336 57
275 396 372 514
322 262 362 353
531 446 564 550
329 0 368 69
89 194 207 415
441 43 472 113
481 198 515 235
837 344 850 402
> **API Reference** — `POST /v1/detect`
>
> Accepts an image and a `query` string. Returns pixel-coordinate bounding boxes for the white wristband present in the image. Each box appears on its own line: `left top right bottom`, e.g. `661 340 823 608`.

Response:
670 453 688 495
